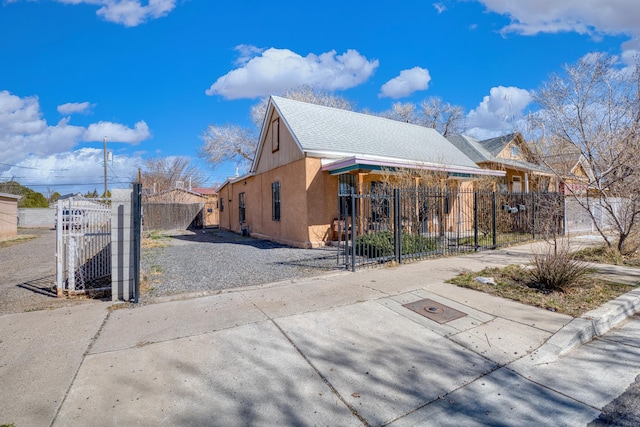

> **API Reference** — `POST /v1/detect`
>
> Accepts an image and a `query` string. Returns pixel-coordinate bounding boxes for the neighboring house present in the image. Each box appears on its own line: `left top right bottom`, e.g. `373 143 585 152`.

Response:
218 96 503 248
446 132 557 193
144 186 220 229
191 187 219 227
540 145 595 195
0 193 21 239
144 187 209 204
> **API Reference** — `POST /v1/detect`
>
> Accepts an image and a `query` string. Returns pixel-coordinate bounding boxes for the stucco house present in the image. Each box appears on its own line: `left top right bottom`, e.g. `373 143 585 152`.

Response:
218 96 503 248
0 193 21 240
446 132 557 193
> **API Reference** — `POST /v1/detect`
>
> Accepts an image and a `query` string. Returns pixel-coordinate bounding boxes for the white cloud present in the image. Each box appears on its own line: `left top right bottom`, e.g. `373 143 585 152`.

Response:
379 67 431 99
55 0 176 27
234 44 265 66
84 120 150 143
0 91 84 167
433 3 447 14
57 102 95 115
0 148 142 194
206 47 379 99
466 86 532 138
474 0 640 54
0 90 151 172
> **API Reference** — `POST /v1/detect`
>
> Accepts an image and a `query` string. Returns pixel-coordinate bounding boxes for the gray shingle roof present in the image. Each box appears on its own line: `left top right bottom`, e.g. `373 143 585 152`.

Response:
447 132 554 175
269 96 480 170
445 134 491 163
477 133 518 156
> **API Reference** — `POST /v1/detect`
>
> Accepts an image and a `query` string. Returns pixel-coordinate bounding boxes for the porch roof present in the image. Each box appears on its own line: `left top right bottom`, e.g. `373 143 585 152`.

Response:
321 156 505 178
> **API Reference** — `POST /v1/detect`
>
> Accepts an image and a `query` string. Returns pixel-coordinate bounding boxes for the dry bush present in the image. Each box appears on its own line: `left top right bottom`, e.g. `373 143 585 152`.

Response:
530 240 590 292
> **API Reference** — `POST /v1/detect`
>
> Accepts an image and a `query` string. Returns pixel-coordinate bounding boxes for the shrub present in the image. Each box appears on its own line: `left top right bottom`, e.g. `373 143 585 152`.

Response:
355 231 438 257
355 231 393 257
530 241 589 292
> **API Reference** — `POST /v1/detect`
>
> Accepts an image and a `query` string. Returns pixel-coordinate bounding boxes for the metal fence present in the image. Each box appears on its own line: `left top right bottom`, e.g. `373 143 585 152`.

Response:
337 186 565 271
56 197 112 295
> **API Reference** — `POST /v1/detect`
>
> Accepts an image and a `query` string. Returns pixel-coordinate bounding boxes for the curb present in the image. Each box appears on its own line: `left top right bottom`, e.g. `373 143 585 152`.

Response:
516 286 640 366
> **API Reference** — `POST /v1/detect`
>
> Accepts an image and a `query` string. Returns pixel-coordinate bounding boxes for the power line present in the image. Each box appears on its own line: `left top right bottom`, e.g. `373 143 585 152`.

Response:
0 161 69 172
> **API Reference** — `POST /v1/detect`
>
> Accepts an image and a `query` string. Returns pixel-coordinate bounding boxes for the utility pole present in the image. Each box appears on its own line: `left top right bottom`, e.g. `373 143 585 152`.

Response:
103 136 108 199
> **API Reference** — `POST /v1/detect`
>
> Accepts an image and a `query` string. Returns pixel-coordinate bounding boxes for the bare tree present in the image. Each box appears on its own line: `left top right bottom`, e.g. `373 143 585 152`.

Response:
199 125 258 169
531 52 640 254
379 102 417 123
200 86 354 172
137 157 206 197
378 97 466 136
419 97 465 137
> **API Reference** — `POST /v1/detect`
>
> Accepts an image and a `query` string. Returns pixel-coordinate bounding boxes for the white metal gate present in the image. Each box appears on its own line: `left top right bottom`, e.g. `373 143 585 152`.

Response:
56 197 111 296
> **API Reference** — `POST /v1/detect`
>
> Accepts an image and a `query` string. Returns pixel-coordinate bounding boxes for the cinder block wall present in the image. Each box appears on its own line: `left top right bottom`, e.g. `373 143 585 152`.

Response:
18 208 56 228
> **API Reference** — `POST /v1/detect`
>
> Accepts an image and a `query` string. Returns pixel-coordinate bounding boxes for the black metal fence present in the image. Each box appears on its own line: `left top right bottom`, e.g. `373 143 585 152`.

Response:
337 186 565 271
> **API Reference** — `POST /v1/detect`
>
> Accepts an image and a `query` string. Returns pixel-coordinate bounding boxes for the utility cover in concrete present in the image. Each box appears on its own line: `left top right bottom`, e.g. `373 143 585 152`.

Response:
403 298 467 324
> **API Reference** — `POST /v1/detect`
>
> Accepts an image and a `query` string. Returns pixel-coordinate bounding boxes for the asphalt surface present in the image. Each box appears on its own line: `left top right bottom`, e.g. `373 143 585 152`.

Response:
0 229 92 315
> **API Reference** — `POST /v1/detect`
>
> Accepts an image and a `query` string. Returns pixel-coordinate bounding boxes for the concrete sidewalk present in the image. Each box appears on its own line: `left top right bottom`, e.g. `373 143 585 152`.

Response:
1 241 639 427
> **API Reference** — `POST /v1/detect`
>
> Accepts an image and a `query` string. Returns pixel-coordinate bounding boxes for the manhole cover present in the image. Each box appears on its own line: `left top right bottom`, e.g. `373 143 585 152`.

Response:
403 298 467 324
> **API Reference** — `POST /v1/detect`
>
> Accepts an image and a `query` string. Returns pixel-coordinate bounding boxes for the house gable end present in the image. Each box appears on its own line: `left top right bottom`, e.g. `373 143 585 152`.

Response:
495 133 537 164
252 98 305 175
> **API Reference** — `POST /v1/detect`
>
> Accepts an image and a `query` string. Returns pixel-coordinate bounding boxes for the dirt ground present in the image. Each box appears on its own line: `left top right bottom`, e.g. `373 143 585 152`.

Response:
0 229 96 315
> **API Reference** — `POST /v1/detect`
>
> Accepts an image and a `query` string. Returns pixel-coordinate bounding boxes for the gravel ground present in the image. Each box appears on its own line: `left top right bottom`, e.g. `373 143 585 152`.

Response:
0 228 342 313
0 229 96 315
141 228 342 299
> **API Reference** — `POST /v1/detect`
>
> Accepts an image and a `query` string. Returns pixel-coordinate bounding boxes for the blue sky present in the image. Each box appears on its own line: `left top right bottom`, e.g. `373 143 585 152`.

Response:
1 0 638 195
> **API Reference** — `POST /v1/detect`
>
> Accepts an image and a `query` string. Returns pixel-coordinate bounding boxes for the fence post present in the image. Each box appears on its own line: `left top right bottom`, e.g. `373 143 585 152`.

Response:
474 191 479 251
111 187 141 302
492 192 497 248
393 188 402 264
351 191 356 272
132 183 142 303
337 193 341 266
531 192 536 240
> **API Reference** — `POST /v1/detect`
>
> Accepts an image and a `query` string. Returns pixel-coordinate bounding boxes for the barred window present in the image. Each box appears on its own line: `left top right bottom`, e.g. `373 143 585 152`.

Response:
272 182 281 221
239 192 246 223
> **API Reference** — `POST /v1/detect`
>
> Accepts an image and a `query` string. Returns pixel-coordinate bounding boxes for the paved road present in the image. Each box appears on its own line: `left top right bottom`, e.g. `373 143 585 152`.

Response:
0 229 92 315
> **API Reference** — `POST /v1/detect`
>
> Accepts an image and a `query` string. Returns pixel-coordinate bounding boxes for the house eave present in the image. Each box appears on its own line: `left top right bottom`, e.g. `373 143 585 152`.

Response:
321 156 505 177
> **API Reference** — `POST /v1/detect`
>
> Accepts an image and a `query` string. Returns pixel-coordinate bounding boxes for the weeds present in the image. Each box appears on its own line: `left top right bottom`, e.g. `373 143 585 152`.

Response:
574 245 640 268
530 241 590 292
448 264 634 317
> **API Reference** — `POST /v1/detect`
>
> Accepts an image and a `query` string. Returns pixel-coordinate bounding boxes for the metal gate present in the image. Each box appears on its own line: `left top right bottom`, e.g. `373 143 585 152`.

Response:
56 197 111 296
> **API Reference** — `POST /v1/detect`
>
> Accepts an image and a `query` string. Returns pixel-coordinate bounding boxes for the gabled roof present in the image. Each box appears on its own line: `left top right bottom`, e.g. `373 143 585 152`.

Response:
252 96 488 175
477 133 519 156
144 187 207 199
191 187 218 195
447 132 553 176
445 134 491 163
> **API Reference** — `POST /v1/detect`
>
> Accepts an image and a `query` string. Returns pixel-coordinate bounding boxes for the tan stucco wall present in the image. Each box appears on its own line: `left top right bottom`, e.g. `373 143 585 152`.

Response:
0 196 19 240
306 158 338 246
218 158 341 248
